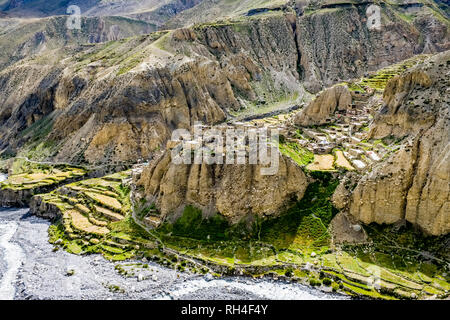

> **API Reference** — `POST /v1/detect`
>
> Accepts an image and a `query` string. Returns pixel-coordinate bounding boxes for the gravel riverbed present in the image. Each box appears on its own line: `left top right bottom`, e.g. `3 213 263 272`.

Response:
0 174 347 300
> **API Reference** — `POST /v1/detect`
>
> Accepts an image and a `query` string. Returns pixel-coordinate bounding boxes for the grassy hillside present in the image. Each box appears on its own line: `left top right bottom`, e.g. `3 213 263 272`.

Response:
0 0 99 16
0 14 157 68
164 0 290 28
0 0 203 25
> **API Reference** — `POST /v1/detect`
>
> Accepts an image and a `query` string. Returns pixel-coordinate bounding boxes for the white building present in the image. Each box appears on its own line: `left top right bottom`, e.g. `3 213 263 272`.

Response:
352 160 366 170
367 151 381 161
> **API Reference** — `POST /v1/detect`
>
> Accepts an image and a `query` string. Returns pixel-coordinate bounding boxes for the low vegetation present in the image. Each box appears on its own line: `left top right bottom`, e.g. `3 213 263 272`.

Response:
0 158 87 191
278 141 314 167
32 165 449 300
346 54 430 93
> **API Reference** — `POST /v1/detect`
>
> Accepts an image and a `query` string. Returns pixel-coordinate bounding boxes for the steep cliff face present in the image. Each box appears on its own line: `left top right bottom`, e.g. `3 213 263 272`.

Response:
167 1 449 92
0 2 448 166
294 84 352 126
295 1 449 92
136 151 309 224
369 66 440 138
338 50 449 236
0 14 305 164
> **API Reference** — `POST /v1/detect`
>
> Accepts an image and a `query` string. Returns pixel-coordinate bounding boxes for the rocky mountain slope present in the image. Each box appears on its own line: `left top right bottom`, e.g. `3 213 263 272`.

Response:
0 15 157 69
135 150 308 224
333 50 449 236
1 0 202 25
0 1 448 166
0 13 304 164
164 0 291 28
0 0 206 68
0 1 448 300
294 84 352 126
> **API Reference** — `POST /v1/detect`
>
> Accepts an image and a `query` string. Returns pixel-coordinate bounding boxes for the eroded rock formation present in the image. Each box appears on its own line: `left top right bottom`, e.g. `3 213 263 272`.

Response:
0 2 448 166
0 14 303 164
294 85 352 126
135 151 309 224
335 50 449 235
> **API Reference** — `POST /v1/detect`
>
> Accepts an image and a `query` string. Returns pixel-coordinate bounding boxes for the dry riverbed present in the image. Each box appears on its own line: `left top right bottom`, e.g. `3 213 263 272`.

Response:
0 201 346 300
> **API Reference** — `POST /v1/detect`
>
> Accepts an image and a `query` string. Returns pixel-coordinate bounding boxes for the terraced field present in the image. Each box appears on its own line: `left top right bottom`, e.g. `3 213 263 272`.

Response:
0 166 87 191
25 167 449 300
0 159 89 206
32 171 153 260
346 54 431 93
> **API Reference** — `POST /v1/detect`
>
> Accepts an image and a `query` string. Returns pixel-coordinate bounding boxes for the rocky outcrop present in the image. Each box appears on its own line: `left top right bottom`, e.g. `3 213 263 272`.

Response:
369 67 437 138
0 2 448 165
295 1 450 92
348 138 420 225
330 212 368 245
0 188 34 207
0 14 304 165
29 195 62 220
136 151 309 224
294 85 352 126
405 112 449 236
336 50 449 235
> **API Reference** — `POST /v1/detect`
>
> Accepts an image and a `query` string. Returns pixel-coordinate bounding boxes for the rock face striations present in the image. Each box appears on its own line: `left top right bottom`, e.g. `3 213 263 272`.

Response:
0 14 303 164
294 84 352 126
336 51 449 236
0 1 448 167
135 151 309 224
295 1 450 92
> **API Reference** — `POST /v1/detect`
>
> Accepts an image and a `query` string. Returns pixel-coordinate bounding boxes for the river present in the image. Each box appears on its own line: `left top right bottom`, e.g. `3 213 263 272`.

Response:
0 173 346 300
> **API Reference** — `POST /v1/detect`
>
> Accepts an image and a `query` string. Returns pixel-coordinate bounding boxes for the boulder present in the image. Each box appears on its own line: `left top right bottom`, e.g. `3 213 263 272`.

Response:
136 152 309 224
294 85 352 126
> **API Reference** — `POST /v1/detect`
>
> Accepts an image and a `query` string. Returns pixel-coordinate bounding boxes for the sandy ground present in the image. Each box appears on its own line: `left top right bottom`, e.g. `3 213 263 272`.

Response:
0 204 347 300
306 154 335 171
335 151 355 170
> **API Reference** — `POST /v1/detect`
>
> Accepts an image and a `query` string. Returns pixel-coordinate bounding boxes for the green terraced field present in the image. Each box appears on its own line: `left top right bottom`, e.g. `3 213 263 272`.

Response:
35 168 450 300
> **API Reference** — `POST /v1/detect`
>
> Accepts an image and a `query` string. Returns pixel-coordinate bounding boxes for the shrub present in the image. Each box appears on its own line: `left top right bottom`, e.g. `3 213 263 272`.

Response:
332 283 340 292
285 268 294 277
309 278 321 286
322 278 332 286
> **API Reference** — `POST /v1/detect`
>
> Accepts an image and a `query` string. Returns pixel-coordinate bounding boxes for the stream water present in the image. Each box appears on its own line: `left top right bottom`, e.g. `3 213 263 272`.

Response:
0 173 346 300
